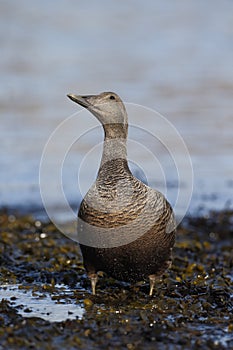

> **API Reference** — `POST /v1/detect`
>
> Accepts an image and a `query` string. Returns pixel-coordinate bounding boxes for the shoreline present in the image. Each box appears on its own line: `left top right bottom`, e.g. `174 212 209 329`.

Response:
1 196 232 219
0 207 232 348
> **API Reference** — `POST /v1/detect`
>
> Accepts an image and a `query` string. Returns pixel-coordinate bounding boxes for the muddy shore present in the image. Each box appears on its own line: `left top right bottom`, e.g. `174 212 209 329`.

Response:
0 208 232 349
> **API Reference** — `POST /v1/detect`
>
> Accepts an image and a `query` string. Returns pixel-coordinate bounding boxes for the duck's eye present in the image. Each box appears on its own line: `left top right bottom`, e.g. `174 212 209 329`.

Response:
109 95 115 100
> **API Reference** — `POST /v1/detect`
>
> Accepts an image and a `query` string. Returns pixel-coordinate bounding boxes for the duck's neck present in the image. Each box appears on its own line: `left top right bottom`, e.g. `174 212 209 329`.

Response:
99 123 128 172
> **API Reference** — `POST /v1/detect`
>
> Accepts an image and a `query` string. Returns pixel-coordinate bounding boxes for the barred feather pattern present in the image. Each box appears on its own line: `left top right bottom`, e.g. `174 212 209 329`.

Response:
78 158 176 283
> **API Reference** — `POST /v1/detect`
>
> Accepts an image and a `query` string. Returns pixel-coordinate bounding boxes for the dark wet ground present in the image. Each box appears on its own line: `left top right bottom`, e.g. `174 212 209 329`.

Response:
0 208 233 349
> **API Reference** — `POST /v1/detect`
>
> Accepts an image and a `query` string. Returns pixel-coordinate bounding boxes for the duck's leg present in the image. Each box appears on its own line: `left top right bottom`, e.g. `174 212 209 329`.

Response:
149 274 156 296
89 273 98 295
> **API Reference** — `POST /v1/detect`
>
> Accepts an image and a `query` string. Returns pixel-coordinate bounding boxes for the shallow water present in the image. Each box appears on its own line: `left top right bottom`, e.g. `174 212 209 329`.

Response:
0 284 84 322
0 0 233 220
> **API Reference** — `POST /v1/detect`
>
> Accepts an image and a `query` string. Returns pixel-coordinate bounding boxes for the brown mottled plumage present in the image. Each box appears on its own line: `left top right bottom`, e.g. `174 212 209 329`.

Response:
67 92 176 295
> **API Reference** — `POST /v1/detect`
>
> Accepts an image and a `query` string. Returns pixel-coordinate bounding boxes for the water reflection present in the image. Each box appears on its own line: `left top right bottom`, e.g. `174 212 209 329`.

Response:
0 284 84 322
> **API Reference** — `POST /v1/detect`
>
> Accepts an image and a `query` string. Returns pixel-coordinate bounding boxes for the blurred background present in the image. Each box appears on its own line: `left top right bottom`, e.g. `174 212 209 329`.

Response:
1 0 233 219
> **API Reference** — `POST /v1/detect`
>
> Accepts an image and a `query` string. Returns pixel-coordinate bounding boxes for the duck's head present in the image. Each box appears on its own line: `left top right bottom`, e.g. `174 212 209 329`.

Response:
67 91 128 138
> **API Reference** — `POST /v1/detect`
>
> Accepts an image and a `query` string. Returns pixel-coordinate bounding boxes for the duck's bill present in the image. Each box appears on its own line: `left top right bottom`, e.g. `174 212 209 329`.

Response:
67 94 92 108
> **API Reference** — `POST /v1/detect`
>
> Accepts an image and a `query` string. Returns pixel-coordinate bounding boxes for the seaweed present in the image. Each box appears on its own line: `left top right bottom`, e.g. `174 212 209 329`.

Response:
0 209 232 349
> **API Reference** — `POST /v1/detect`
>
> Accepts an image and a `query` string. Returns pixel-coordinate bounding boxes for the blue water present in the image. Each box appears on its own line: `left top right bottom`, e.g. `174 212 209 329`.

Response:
1 0 233 220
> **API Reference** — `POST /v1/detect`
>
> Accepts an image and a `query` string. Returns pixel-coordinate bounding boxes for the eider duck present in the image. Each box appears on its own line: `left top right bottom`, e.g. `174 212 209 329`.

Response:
67 92 176 295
